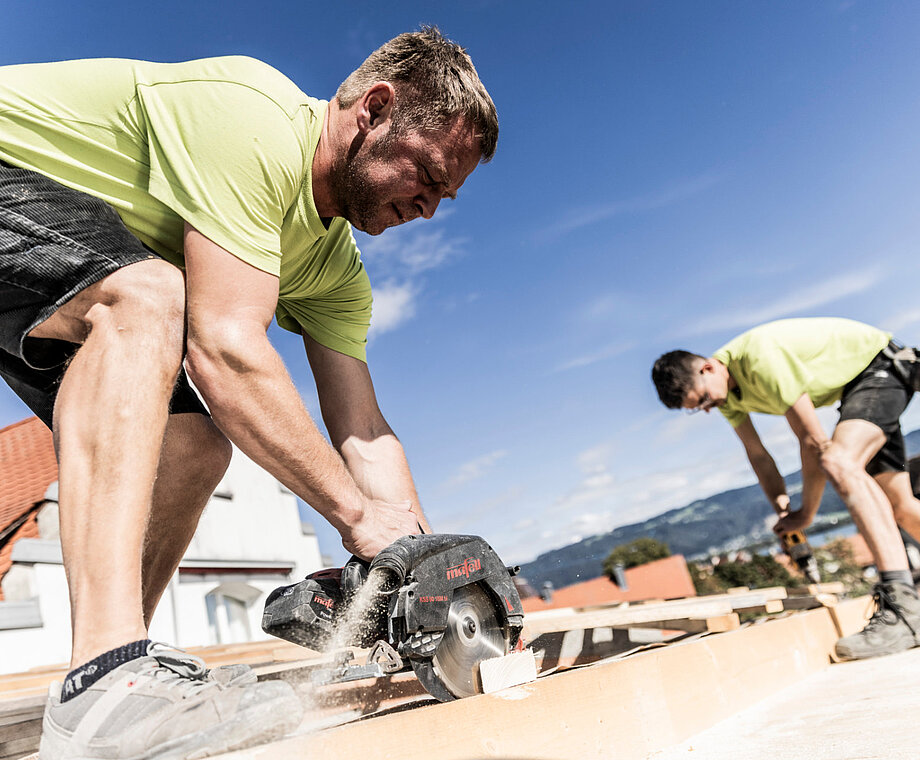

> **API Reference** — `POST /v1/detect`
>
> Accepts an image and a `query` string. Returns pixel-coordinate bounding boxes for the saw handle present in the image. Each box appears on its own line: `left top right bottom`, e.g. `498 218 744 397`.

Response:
342 555 370 599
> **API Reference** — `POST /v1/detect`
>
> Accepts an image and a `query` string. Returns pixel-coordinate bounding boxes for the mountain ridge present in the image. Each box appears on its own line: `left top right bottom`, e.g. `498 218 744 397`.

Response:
518 428 920 588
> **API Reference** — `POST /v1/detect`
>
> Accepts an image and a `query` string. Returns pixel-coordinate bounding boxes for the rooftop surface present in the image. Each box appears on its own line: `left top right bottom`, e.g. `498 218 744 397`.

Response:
653 645 920 760
521 554 696 612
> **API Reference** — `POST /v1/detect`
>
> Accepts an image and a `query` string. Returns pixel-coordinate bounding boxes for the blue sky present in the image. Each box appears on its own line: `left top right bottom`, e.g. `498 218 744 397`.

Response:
3 1 920 566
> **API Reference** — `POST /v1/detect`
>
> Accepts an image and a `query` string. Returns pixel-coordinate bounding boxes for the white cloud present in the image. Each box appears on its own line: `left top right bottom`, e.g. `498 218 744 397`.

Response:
442 449 508 490
369 281 416 337
552 340 636 373
679 267 884 337
880 307 920 336
540 170 725 239
357 218 466 337
359 220 464 277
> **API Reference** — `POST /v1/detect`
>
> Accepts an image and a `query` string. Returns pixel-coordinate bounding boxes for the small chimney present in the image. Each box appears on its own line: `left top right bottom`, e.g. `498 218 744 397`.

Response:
611 563 628 590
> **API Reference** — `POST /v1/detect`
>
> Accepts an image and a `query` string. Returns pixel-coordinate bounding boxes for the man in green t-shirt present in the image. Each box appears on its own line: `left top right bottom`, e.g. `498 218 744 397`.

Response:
652 317 920 661
0 28 496 759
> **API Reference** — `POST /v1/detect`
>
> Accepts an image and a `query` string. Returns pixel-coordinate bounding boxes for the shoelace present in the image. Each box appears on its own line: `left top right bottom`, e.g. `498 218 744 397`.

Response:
862 585 918 636
145 642 211 694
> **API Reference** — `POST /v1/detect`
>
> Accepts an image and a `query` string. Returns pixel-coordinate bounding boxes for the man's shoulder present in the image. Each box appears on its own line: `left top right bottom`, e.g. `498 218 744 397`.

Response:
141 56 318 117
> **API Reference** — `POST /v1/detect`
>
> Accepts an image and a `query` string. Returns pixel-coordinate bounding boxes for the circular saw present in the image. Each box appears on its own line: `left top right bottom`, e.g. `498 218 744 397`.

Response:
262 534 525 701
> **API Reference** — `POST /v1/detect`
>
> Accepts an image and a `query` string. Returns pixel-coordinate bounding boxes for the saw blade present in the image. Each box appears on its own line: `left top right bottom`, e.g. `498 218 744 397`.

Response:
417 583 506 699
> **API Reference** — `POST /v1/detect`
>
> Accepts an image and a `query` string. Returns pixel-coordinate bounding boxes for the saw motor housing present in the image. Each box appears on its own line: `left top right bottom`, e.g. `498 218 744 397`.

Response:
375 534 524 661
262 534 524 699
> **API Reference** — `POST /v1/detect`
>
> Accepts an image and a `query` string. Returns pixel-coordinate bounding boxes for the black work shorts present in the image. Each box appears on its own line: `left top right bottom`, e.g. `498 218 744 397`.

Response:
838 345 914 475
0 160 206 427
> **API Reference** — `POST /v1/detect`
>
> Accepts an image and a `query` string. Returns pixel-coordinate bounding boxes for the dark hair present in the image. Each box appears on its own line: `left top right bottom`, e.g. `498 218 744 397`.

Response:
651 350 705 409
336 26 498 162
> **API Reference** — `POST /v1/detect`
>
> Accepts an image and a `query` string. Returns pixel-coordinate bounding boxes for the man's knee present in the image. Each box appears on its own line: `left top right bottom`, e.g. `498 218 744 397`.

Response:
31 259 186 346
820 443 858 492
87 260 185 339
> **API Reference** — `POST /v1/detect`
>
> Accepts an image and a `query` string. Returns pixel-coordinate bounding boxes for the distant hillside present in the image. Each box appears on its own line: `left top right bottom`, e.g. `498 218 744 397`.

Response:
519 429 920 589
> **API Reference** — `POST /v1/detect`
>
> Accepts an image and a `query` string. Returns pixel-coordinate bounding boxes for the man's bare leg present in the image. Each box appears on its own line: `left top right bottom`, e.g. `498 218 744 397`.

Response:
821 420 909 571
32 259 187 668
875 470 920 544
825 420 920 660
142 413 232 626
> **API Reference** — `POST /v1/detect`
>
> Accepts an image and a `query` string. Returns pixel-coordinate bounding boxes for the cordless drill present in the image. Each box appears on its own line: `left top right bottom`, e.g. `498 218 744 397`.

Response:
779 529 821 584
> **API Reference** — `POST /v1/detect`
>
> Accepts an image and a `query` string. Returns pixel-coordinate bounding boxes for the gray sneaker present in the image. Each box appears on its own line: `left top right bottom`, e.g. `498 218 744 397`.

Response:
206 664 257 687
835 582 920 660
39 643 303 760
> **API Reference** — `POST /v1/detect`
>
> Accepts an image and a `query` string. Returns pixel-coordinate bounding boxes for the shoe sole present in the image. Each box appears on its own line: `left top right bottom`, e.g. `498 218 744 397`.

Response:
835 634 920 661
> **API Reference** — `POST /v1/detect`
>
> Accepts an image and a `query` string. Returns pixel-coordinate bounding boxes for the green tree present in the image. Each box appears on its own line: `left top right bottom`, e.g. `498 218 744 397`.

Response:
603 537 671 578
712 553 794 589
690 562 728 595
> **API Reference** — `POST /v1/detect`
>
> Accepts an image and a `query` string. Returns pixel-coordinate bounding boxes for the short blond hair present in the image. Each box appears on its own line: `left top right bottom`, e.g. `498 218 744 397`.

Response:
336 26 498 162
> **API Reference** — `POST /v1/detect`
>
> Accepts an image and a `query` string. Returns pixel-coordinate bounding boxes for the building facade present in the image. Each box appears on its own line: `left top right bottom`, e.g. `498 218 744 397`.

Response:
0 417 325 674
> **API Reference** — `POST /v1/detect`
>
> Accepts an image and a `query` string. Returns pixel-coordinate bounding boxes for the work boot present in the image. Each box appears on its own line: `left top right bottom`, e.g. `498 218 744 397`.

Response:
835 582 920 660
39 643 303 760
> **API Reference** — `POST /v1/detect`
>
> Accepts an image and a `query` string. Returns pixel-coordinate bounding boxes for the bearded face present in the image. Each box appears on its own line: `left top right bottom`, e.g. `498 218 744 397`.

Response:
326 116 481 236
328 130 408 235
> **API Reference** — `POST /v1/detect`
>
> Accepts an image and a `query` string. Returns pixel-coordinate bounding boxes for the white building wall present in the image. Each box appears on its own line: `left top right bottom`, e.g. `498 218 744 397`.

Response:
0 446 326 674
0 564 71 672
185 446 323 580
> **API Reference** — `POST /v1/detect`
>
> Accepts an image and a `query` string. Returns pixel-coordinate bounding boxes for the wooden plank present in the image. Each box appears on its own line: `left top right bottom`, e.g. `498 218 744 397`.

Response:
782 594 837 611
0 716 40 745
703 613 741 633
0 734 39 760
214 606 844 760
524 599 735 637
787 582 845 596
479 649 538 694
523 587 787 637
733 599 785 615
827 596 872 642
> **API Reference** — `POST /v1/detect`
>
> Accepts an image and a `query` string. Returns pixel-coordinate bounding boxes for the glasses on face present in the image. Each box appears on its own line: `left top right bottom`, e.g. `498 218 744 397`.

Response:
685 391 712 415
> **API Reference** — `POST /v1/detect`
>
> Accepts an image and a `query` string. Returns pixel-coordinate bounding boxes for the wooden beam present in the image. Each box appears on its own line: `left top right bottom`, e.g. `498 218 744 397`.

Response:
787 582 845 596
215 604 860 760
524 587 788 637
733 599 785 615
479 649 538 693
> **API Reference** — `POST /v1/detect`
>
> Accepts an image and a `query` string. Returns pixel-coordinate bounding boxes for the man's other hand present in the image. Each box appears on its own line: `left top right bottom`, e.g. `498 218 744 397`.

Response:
772 508 813 536
342 498 420 560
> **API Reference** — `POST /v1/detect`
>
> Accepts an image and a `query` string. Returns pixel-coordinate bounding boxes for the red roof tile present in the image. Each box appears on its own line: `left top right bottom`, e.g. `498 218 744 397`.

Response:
0 416 57 529
0 416 58 600
520 554 696 612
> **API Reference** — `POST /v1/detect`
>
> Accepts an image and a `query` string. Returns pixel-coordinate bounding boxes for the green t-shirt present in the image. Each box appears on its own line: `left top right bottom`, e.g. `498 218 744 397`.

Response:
713 318 892 428
0 56 371 360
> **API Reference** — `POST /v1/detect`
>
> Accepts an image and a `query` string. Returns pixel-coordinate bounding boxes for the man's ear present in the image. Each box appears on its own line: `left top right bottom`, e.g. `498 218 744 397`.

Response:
700 359 715 375
356 82 395 135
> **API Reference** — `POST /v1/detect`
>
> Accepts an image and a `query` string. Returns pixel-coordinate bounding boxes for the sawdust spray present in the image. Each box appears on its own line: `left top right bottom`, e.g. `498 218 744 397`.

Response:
284 569 392 736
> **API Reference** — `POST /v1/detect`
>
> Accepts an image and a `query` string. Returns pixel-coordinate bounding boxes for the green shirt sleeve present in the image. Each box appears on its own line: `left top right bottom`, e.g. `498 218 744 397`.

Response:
718 404 749 429
137 78 305 275
275 220 373 362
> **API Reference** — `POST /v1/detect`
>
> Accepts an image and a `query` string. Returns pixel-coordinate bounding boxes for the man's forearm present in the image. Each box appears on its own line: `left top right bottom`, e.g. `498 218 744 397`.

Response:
798 443 827 519
339 433 431 533
747 451 788 512
186 332 364 531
